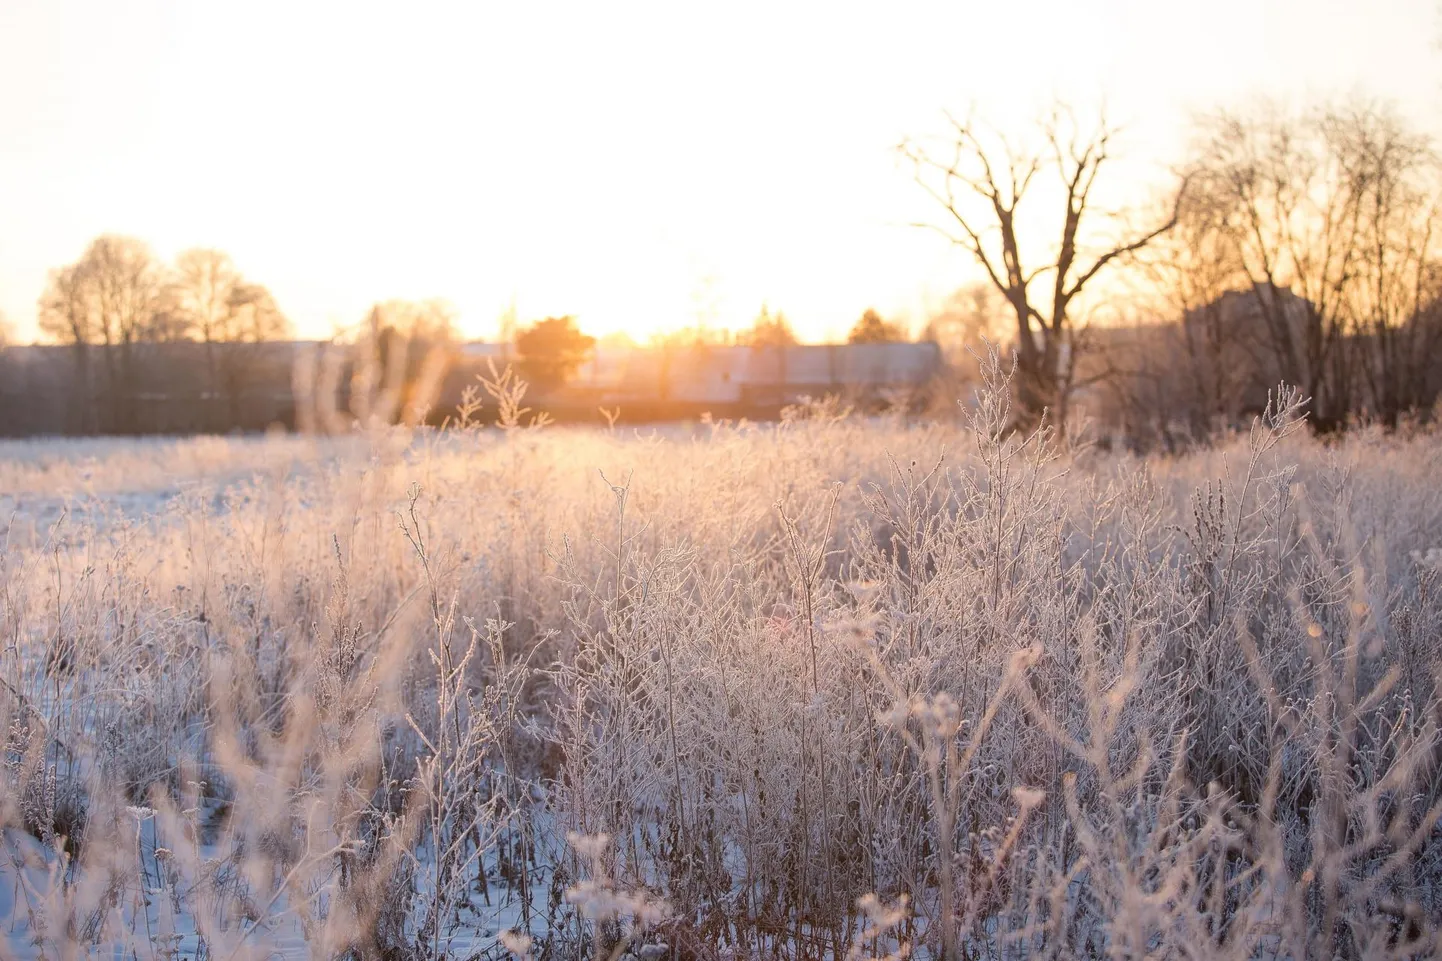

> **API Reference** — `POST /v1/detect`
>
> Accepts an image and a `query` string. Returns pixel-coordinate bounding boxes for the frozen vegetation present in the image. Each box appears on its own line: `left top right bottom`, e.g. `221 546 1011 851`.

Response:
1 362 1440 960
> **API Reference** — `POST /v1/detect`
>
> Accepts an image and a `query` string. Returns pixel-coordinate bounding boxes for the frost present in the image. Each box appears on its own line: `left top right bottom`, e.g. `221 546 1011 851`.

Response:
1 367 1439 959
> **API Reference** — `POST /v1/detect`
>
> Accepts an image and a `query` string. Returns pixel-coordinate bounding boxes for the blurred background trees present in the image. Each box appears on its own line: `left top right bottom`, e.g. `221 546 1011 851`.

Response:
1178 100 1442 431
903 107 1187 429
736 305 797 347
344 298 458 426
167 248 292 427
847 308 906 343
14 93 1442 442
1089 99 1442 446
918 284 1003 361
38 235 165 431
34 236 291 432
901 98 1442 442
515 315 595 392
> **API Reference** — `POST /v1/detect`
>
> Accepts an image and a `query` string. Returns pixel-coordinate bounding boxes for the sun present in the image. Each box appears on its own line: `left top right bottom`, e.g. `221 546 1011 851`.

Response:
495 244 721 346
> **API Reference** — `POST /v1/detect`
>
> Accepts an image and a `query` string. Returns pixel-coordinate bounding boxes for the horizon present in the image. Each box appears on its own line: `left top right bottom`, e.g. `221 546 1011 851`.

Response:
2 0 1439 346
6 7 1442 954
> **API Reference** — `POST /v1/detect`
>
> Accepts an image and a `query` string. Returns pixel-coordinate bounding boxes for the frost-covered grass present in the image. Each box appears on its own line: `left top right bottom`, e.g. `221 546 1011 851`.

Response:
2 364 1441 960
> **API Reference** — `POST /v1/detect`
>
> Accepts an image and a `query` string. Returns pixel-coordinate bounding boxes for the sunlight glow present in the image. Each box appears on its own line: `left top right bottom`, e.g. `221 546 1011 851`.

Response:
0 0 1437 343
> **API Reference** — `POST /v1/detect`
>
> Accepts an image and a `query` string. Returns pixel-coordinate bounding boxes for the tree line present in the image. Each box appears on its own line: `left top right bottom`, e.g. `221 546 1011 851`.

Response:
24 237 477 433
14 231 923 434
904 98 1442 437
35 236 291 432
17 97 1440 439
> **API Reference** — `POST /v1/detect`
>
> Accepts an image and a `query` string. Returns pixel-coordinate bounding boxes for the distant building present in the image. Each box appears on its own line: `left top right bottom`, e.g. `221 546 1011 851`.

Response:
0 340 945 436
559 342 943 409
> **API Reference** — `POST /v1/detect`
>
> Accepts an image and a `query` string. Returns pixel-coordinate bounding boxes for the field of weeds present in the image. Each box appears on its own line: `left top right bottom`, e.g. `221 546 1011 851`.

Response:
2 365 1441 960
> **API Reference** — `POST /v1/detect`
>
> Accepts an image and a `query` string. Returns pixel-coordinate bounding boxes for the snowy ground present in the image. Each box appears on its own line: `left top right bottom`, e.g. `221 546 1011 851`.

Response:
3 414 1440 961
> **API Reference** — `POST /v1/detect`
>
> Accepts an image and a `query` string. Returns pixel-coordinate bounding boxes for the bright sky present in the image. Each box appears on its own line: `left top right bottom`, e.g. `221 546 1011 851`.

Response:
1 0 1438 344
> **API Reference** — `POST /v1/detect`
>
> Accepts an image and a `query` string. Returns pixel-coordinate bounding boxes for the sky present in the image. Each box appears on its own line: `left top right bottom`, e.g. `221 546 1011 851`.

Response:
1 0 1438 344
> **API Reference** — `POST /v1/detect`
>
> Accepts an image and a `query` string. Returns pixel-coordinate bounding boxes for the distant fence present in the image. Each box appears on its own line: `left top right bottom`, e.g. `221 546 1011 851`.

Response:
0 341 944 436
0 342 304 436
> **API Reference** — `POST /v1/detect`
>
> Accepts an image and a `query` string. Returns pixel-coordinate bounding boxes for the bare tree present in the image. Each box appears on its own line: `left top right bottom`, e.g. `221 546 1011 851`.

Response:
213 283 291 427
169 248 237 344
167 249 291 427
1133 184 1265 436
38 264 98 430
1182 101 1442 429
1339 109 1442 424
82 235 164 347
38 236 163 431
37 237 295 432
227 283 289 342
87 235 162 430
903 106 1186 427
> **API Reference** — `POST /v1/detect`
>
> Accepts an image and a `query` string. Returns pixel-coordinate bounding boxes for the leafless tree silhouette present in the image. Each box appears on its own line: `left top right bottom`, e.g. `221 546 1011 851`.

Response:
168 248 291 426
38 235 163 430
1185 100 1442 428
903 106 1187 427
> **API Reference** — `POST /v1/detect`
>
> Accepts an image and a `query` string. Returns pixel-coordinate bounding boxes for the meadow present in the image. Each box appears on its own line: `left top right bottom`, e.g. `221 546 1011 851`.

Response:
1 362 1440 960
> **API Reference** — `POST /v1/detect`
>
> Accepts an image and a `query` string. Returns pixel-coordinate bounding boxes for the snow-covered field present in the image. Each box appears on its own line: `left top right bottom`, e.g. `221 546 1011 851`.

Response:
2 371 1441 960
